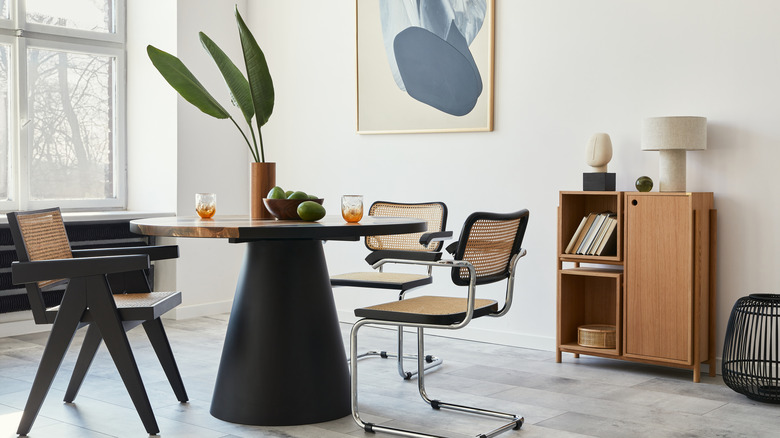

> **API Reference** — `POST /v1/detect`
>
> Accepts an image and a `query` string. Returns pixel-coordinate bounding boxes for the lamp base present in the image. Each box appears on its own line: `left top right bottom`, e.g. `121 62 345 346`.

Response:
583 173 616 191
658 150 686 192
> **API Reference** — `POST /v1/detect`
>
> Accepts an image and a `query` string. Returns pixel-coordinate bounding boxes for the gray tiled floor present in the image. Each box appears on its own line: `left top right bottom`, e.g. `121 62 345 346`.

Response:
0 314 778 437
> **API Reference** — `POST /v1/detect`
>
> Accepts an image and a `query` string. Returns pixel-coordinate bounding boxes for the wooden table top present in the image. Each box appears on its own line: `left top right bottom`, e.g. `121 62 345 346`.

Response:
129 215 427 241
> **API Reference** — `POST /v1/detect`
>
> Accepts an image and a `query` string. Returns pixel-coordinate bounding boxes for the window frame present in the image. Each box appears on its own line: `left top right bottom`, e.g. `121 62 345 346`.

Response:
0 0 126 212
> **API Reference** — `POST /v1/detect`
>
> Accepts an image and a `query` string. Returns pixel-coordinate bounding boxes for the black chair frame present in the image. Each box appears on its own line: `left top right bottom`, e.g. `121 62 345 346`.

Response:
7 209 187 436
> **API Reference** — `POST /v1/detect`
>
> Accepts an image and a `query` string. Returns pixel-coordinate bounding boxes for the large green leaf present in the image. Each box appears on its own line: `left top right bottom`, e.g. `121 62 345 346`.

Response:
199 32 255 125
147 45 229 119
235 8 274 129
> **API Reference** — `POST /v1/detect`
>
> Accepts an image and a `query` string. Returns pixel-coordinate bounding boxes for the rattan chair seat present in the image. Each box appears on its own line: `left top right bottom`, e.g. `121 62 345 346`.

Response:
355 295 498 325
330 272 432 291
45 291 182 322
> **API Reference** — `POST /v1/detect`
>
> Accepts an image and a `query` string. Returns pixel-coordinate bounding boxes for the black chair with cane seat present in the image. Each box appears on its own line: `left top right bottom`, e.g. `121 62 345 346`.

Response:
331 201 452 379
7 208 188 436
350 209 529 438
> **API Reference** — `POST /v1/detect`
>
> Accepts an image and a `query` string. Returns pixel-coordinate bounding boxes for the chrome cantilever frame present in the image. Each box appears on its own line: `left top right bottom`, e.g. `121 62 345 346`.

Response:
350 250 527 438
351 260 443 380
350 298 443 380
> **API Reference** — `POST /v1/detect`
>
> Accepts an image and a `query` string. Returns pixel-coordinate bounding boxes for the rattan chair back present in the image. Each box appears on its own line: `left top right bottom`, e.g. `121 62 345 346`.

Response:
451 209 529 286
365 201 447 252
7 208 72 323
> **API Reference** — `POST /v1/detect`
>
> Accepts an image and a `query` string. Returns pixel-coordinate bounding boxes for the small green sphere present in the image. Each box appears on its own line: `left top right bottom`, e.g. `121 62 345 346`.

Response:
635 176 653 192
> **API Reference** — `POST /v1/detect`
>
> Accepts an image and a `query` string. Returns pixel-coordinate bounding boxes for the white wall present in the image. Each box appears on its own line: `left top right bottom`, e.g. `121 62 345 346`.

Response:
127 0 249 317
241 0 780 356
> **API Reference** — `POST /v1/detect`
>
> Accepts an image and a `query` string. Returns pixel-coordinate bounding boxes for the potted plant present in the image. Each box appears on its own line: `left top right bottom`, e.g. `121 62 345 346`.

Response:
147 6 275 219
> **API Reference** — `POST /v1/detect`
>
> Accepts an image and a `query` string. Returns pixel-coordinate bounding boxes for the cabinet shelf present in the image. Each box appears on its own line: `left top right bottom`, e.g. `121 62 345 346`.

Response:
559 342 620 358
558 254 622 265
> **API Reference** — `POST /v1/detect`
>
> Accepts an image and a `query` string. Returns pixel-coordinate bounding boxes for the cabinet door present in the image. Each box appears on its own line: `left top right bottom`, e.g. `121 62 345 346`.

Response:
624 194 692 363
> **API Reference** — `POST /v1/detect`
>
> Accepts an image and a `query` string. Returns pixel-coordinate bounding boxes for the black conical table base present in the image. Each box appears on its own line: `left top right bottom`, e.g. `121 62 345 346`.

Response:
210 239 350 425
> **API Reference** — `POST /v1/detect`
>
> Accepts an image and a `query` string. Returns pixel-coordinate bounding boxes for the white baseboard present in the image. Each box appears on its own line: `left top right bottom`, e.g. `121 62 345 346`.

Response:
336 309 555 351
165 299 233 320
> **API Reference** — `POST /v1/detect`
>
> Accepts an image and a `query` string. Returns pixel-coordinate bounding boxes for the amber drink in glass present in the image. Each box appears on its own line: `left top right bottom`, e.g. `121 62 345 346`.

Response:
341 195 363 223
196 193 216 218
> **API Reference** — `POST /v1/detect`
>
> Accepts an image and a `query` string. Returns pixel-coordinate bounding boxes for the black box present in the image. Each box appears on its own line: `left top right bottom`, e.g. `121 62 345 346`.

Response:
583 173 616 191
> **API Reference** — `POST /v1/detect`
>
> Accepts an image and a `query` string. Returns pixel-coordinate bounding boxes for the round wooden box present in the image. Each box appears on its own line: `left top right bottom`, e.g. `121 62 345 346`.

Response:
577 324 616 349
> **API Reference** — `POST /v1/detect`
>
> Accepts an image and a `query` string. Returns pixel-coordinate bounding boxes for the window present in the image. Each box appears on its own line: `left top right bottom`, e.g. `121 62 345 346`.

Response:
0 0 125 211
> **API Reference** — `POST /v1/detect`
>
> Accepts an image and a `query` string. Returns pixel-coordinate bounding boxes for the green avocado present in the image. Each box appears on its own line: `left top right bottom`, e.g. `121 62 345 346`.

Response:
297 201 326 221
267 186 286 199
287 191 308 200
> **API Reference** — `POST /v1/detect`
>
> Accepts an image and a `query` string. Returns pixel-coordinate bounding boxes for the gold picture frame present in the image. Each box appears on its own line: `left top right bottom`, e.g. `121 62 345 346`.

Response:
356 0 495 134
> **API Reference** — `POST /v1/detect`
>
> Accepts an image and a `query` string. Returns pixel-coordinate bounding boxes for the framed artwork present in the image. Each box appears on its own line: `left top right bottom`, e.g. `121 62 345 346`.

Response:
356 0 495 134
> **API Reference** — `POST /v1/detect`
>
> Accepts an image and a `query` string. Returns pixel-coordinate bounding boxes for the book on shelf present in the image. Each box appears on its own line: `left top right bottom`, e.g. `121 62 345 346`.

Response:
588 212 617 255
565 211 616 255
587 219 609 255
564 215 588 254
577 213 607 254
567 213 596 254
595 217 618 256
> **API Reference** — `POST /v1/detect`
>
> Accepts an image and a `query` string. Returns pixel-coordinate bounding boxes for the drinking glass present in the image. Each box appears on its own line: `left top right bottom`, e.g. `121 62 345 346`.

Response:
341 195 363 223
196 193 216 218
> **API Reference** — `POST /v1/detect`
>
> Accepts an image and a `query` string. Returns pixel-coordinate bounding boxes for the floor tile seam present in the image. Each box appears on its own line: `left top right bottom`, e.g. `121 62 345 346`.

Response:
34 413 120 438
701 401 780 429
495 385 722 425
64 391 187 415
538 410 717 438
628 379 740 406
480 368 724 408
695 399 731 418
532 411 601 435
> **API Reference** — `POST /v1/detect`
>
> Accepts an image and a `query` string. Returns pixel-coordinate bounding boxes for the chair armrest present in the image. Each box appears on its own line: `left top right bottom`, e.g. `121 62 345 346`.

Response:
72 245 179 261
371 257 471 271
365 250 443 265
419 231 453 247
445 241 459 256
12 255 150 284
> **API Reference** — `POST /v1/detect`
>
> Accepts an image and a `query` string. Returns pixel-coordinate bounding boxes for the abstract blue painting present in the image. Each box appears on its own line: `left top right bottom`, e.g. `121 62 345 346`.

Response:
357 0 494 133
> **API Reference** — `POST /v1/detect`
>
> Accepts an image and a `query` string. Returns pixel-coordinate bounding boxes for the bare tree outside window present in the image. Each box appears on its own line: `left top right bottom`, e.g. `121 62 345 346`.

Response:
27 0 113 33
28 46 114 200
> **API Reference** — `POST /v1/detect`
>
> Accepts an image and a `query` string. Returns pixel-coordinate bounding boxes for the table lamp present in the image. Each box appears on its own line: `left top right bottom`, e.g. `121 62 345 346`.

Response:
641 116 707 192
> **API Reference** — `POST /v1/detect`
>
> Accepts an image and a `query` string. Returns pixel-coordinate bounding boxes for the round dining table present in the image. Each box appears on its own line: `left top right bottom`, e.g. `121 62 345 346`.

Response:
130 215 427 426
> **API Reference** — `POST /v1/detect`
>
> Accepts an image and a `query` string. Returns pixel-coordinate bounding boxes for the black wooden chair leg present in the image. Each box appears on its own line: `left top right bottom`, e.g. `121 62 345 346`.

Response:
17 291 85 436
89 282 159 435
143 318 188 402
64 323 102 403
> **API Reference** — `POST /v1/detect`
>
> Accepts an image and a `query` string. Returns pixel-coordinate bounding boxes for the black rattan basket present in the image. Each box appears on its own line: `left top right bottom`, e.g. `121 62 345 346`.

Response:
722 294 780 403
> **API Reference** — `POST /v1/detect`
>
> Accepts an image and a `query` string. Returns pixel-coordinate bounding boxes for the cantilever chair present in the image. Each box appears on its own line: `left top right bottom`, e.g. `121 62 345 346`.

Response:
331 201 452 379
350 209 529 438
7 208 188 436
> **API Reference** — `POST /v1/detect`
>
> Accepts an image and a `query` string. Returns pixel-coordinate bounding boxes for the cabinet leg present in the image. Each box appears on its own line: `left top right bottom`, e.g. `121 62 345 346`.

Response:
693 364 701 383
574 353 580 359
555 349 561 363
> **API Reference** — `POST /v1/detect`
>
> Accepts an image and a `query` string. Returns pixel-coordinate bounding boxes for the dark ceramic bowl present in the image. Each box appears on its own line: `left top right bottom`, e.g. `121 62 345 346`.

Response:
262 198 324 220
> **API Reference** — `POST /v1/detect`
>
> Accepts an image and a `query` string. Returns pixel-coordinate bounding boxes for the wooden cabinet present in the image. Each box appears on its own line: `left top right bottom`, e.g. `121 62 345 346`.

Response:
556 191 716 382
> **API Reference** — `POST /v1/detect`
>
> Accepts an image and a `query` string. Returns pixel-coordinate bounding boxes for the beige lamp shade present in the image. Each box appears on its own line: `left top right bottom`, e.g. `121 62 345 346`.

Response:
641 116 707 192
641 116 707 151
